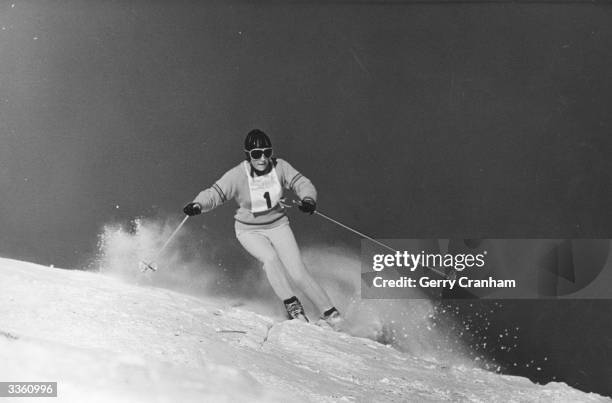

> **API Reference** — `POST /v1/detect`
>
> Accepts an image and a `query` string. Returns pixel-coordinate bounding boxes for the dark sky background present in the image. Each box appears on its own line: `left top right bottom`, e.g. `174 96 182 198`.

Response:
1 1 612 396
2 0 611 268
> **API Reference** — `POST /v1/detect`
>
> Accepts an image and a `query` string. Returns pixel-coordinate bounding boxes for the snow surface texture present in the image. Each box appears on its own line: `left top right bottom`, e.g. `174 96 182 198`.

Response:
93 218 484 368
0 257 608 402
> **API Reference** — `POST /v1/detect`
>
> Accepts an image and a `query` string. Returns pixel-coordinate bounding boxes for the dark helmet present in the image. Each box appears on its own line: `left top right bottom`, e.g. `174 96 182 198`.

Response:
244 129 272 150
244 129 272 161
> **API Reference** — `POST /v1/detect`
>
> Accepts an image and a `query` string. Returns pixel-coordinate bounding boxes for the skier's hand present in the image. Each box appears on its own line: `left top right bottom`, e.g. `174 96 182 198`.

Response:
298 198 316 215
183 202 202 216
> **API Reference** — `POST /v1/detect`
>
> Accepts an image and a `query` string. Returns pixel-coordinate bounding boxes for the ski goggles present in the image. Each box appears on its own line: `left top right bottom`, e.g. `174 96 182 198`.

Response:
245 148 273 159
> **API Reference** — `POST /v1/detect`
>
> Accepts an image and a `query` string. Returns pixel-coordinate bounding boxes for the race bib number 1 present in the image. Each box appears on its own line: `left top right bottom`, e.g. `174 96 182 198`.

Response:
244 162 282 213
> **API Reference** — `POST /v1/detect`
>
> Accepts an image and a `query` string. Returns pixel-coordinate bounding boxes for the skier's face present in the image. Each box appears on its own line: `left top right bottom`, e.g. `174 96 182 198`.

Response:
250 153 270 172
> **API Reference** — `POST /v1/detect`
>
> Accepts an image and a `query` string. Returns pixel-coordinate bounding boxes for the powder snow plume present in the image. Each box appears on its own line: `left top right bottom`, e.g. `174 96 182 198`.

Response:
301 245 481 369
94 217 481 368
94 217 212 290
93 216 287 317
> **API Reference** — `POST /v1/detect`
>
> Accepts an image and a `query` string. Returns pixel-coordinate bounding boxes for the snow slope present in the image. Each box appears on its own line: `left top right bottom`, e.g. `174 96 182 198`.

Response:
0 257 608 402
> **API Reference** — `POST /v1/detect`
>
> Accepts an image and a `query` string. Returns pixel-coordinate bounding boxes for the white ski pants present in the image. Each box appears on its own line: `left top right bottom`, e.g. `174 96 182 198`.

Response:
235 221 332 314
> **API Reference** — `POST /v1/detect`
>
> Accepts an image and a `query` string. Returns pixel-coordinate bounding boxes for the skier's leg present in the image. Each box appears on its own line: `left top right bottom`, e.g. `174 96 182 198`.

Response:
236 229 294 301
267 222 335 314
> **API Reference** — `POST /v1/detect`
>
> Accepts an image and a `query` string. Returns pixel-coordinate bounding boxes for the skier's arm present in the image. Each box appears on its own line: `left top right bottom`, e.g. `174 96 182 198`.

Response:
278 159 317 202
192 167 238 213
192 187 224 212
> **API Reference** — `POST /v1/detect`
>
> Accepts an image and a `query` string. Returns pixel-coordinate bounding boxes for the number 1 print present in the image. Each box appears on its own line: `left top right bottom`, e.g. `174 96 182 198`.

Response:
263 192 272 209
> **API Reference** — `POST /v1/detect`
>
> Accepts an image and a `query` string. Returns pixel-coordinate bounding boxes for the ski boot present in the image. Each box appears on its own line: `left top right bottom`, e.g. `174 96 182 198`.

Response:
318 307 343 330
284 296 309 322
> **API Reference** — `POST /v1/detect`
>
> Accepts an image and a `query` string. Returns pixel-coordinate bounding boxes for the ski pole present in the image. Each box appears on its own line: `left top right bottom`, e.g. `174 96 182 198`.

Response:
312 210 396 254
286 199 448 278
140 215 189 272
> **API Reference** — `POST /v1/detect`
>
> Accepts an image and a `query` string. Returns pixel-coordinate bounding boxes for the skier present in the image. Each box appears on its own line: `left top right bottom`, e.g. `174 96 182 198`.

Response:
183 129 342 327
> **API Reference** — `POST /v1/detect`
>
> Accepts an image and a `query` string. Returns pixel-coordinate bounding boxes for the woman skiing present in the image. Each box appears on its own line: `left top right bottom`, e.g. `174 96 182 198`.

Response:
183 129 341 326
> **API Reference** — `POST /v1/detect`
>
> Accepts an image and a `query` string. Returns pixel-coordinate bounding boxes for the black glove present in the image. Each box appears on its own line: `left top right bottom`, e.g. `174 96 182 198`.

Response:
183 202 202 216
298 198 316 215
